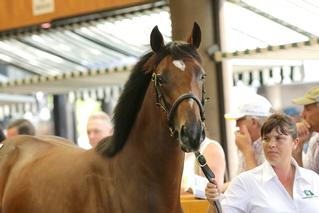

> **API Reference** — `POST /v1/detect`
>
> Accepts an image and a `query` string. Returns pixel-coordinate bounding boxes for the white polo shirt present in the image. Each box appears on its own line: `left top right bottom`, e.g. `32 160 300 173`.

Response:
221 159 319 213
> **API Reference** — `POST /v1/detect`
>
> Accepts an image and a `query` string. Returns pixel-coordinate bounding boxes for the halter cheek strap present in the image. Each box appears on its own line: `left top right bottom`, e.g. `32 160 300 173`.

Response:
152 73 169 112
152 72 207 137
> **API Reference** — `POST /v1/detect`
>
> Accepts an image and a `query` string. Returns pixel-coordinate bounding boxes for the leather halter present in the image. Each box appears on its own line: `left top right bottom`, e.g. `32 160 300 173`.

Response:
151 72 207 137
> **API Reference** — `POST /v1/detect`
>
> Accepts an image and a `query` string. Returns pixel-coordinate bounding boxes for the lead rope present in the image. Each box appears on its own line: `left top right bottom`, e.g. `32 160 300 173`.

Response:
195 151 222 213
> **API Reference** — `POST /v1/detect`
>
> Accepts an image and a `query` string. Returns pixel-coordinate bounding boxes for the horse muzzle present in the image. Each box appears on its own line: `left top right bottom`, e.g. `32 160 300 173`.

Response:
179 120 205 152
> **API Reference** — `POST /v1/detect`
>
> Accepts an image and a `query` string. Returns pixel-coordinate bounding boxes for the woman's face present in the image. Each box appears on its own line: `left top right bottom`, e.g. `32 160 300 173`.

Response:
262 127 299 168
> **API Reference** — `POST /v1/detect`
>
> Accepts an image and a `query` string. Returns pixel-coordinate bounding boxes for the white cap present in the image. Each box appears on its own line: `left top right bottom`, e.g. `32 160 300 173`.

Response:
224 94 273 120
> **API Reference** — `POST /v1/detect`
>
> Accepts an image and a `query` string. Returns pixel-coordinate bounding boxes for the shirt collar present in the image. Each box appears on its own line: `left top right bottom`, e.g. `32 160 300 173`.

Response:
293 158 312 185
262 158 305 184
262 160 276 183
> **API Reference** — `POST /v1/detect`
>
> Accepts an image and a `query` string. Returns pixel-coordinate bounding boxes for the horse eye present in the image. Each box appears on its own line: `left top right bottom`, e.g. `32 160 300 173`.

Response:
157 75 166 85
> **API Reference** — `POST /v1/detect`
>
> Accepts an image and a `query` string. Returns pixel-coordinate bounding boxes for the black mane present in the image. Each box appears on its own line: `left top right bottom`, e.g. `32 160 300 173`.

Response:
96 41 201 157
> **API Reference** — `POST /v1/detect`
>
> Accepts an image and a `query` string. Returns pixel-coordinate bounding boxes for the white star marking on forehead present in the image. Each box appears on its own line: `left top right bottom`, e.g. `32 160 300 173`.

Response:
172 60 186 71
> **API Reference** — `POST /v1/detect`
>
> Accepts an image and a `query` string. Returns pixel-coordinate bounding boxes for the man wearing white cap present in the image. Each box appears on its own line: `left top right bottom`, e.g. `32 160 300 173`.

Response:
225 93 273 174
292 86 319 174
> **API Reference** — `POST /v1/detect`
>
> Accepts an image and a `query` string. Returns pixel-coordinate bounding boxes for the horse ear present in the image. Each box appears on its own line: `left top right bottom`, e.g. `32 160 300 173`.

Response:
187 22 201 49
150 26 164 53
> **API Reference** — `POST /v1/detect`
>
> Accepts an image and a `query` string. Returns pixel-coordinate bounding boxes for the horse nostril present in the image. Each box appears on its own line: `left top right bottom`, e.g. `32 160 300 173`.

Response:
180 125 187 140
179 123 202 151
180 125 192 147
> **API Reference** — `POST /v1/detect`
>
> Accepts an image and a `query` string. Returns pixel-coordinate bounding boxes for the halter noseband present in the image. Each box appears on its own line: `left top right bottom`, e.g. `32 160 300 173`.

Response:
151 72 207 137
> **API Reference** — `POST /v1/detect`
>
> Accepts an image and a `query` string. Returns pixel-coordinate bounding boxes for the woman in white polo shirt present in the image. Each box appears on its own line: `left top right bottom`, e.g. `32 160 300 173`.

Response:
206 113 319 213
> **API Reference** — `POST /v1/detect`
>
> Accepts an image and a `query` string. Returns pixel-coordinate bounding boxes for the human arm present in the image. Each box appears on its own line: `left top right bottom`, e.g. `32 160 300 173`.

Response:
293 121 312 166
200 142 226 188
235 125 256 170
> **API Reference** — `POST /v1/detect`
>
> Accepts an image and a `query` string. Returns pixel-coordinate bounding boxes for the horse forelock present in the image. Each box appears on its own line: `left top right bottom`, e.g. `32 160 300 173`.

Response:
96 42 201 158
166 41 201 63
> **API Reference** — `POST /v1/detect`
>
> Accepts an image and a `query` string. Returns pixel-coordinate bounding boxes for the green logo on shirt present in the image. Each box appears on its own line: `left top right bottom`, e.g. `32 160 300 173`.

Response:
302 190 317 199
304 190 314 196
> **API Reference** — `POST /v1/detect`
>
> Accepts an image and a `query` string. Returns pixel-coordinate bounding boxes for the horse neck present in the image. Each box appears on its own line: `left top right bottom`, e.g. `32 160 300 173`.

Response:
115 84 184 211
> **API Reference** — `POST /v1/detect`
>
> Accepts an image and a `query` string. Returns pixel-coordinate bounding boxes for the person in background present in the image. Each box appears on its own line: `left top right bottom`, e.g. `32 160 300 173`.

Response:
283 106 301 122
181 137 226 198
221 93 273 192
87 111 113 148
292 86 319 174
206 113 319 213
6 118 35 137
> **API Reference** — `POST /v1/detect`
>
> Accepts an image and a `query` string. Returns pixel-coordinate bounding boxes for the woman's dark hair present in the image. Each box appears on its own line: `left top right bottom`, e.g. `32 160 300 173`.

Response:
261 113 298 139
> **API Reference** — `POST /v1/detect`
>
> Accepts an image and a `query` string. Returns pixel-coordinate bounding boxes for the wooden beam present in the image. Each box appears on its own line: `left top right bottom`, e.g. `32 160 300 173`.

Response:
0 0 153 31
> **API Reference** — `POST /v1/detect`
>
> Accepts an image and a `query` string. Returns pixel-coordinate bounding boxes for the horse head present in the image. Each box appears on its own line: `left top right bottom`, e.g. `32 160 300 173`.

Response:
148 22 206 152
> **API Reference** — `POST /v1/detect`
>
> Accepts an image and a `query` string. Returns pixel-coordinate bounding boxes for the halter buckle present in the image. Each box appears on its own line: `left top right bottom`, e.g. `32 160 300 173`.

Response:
169 127 174 137
156 103 167 112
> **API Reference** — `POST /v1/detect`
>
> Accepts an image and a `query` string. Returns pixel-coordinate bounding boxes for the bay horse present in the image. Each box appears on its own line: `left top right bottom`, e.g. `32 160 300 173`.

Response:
0 23 207 213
